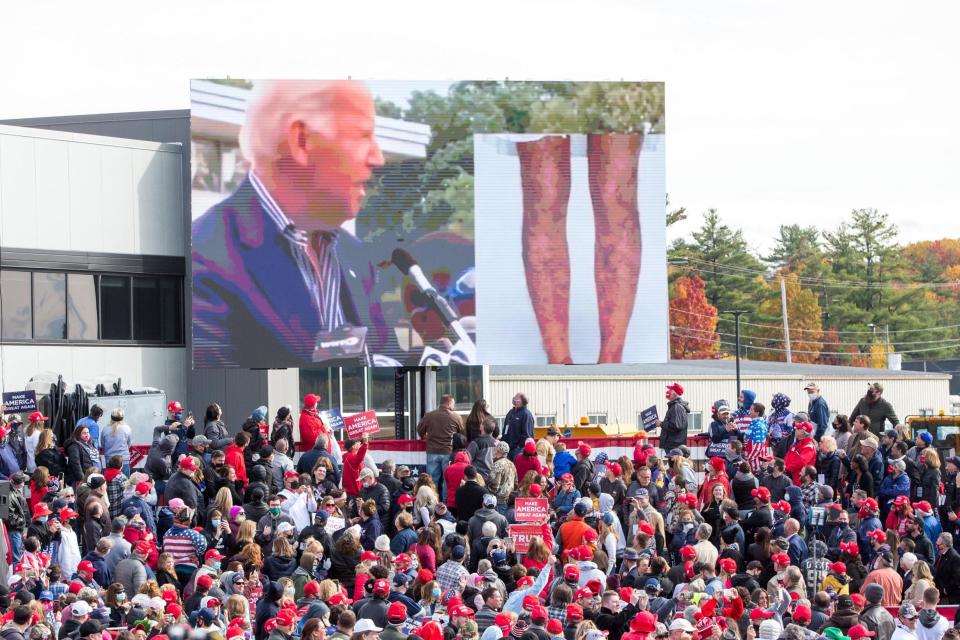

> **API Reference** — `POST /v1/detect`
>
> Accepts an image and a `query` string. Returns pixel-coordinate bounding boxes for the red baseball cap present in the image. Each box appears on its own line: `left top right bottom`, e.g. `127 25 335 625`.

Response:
179 457 198 472
795 421 813 434
32 502 52 518
586 579 603 595
388 601 408 623
205 549 225 561
197 574 214 589
605 461 623 477
546 619 563 635
517 576 535 589
577 441 592 457
303 394 320 408
68 581 84 594
638 520 655 536
632 612 656 633
417 569 434 584
709 457 726 472
161 590 179 603
135 481 152 495
168 401 183 412
666 383 684 395
793 605 811 624
166 603 183 618
575 588 593 600
850 594 866 607
275 609 297 628
361 550 379 562
522 594 540 611
77 560 94 574
867 528 886 543
135 540 152 555
839 541 859 556
398 493 414 505
680 546 697 560
496 613 513 635
561 473 574 483
719 558 737 574
564 564 580 582
451 605 475 618
828 562 846 574
530 605 548 623
524 439 537 455
772 552 790 566
750 609 775 622
329 593 352 606
373 579 390 596
751 487 771 502
393 553 412 565
59 508 79 521
567 604 584 622
28 411 49 423
529 484 543 497
583 528 599 543
848 626 875 639
304 581 320 596
226 626 244 640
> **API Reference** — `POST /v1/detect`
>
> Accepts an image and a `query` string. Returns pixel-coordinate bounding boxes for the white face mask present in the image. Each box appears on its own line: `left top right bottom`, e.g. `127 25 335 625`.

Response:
808 392 819 400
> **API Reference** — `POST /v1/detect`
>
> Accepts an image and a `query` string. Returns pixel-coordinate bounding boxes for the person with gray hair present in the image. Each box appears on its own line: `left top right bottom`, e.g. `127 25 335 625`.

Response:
934 533 960 603
694 523 718 570
486 441 516 515
191 80 389 368
271 437 295 488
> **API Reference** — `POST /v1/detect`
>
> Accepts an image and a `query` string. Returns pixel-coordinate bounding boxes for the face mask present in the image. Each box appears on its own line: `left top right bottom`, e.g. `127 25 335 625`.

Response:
117 593 126 601
211 519 221 529
290 481 300 490
37 516 48 524
431 588 442 598
808 392 819 400
270 507 281 517
737 401 745 409
212 561 222 570
284 587 295 598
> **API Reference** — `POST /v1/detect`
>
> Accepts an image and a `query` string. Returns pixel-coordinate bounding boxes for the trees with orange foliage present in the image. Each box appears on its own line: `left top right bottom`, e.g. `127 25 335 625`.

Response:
748 273 824 363
669 275 720 359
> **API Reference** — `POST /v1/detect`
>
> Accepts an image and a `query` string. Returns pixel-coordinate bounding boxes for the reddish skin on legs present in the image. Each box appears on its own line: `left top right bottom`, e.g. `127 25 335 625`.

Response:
517 135 573 364
588 133 643 363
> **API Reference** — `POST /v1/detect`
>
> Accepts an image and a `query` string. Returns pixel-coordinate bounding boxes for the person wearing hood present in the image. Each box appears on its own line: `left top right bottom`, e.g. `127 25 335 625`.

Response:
164 456 204 511
514 438 547 483
913 587 948 640
878 460 911 520
743 402 770 473
121 481 157 538
768 393 795 449
254 580 284 640
656 384 689 453
732 390 757 429
202 403 232 450
145 432 177 494
224 431 250 487
245 460 272 504
242 405 269 469
443 451 471 512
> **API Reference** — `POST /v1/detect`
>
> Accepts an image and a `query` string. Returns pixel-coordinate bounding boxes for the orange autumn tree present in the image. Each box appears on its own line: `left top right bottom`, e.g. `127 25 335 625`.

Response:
749 273 824 363
670 275 720 359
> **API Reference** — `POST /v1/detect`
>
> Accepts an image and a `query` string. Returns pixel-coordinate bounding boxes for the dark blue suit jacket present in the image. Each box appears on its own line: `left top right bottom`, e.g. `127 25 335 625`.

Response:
191 177 389 368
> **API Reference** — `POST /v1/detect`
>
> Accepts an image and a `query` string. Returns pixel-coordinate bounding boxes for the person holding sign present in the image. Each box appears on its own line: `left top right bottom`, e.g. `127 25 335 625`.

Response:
342 435 369 498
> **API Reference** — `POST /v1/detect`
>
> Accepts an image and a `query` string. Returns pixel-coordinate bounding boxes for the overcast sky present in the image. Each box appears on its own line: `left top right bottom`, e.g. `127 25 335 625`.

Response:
2 1 958 254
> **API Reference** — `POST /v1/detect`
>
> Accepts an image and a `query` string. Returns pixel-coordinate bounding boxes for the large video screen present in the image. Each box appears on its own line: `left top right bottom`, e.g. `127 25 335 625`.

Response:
190 80 667 368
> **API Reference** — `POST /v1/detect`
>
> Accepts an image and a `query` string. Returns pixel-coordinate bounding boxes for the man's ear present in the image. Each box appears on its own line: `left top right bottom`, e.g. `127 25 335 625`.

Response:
286 120 311 166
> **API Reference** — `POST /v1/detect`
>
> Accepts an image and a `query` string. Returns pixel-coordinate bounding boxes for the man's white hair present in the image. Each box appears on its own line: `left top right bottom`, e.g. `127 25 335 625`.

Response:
240 80 366 170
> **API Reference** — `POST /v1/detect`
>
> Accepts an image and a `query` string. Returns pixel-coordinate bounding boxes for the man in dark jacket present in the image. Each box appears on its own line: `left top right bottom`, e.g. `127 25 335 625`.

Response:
572 442 595 496
850 382 899 435
359 468 391 522
255 580 284 640
657 383 689 453
464 417 499 480
818 594 860 633
297 434 338 481
455 466 488 518
502 393 535 460
377 460 402 497
934 533 960 603
804 383 831 440
164 456 204 512
417 395 465 496
594 589 639 640
1 606 32 640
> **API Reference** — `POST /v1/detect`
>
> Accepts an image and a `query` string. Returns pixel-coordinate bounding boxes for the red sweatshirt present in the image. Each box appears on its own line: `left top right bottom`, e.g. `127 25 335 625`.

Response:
343 443 368 497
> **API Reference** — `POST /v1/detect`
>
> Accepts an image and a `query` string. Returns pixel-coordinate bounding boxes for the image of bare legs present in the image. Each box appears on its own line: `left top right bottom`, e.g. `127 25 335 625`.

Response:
517 135 573 364
588 133 643 363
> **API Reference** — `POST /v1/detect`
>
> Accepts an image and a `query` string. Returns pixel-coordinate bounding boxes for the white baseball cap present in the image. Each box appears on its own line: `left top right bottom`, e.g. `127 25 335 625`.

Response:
277 521 296 534
72 601 93 616
669 619 694 633
354 620 383 633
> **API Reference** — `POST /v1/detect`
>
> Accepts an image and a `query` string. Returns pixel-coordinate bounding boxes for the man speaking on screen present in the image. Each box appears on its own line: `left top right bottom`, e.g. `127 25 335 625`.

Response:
192 80 389 367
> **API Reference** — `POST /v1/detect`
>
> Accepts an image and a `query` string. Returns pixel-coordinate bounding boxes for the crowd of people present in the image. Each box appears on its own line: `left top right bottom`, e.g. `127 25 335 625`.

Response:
1 381 959 640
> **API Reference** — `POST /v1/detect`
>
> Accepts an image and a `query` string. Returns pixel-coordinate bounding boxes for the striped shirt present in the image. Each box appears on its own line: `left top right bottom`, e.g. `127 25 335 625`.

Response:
161 524 207 567
248 172 344 331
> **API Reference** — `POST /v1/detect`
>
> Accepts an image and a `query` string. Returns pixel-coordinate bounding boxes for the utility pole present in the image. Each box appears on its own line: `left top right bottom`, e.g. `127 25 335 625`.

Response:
722 310 747 398
780 276 791 364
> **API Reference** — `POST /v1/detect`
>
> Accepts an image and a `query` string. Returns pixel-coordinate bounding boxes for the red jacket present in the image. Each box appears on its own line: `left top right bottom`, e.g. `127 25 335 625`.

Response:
513 452 546 483
224 444 248 487
444 451 471 507
699 472 731 508
784 438 817 484
343 442 368 497
298 408 327 453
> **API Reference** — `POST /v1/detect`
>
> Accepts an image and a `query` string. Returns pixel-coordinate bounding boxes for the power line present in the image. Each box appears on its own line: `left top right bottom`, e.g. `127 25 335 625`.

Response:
675 257 960 290
670 327 960 356
669 307 960 336
670 325 960 349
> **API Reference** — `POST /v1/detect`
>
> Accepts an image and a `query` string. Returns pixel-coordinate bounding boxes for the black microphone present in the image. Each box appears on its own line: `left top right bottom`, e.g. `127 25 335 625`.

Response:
392 248 473 346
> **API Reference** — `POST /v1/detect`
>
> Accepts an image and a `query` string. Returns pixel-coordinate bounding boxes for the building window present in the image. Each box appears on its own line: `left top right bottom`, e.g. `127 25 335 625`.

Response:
67 274 99 340
535 415 556 427
1 270 32 339
688 412 704 432
587 413 608 425
436 365 484 411
0 269 182 345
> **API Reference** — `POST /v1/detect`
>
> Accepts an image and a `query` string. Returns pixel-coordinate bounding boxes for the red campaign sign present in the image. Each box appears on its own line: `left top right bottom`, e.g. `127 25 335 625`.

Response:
344 410 380 439
509 524 544 554
514 497 549 522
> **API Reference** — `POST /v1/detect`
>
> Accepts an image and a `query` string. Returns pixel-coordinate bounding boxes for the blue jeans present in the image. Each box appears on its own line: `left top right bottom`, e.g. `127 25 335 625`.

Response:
495 504 509 516
8 531 23 567
426 454 449 498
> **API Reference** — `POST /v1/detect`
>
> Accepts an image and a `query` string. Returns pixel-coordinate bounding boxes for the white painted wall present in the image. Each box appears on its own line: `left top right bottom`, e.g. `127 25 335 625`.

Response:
0 344 186 405
0 125 184 256
488 373 953 430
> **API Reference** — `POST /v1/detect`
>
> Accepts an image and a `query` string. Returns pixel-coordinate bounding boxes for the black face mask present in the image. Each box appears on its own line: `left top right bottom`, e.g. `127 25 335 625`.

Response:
290 481 300 490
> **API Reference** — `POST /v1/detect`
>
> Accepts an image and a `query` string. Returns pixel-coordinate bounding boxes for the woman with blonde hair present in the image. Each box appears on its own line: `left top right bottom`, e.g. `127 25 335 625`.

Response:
224 594 251 630
209 486 234 523
414 483 439 527
574 621 599 640
265 536 297 581
905 560 936 605
34 428 66 479
599 512 620 574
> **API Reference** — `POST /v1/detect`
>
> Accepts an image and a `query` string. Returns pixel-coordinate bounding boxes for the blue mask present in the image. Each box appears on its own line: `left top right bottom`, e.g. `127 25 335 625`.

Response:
212 561 222 571
210 519 221 529
431 588 441 598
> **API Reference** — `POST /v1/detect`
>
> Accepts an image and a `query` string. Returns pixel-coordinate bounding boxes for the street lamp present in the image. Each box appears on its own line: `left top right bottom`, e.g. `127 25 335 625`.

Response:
721 310 747 398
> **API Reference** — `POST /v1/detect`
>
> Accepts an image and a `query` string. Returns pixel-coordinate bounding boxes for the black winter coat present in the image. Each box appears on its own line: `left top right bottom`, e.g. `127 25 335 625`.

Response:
36 447 66 479
659 398 689 452
263 553 298 581
64 439 99 485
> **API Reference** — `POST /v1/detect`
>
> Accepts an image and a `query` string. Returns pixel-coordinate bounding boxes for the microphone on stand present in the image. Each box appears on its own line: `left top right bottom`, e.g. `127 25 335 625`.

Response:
391 248 475 349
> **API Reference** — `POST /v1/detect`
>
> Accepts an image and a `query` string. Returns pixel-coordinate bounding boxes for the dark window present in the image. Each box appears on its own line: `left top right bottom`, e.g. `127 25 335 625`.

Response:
341 366 365 412
299 368 337 411
368 367 397 412
436 365 484 411
133 276 182 342
100 275 132 340
0 270 32 339
67 274 99 340
33 272 66 339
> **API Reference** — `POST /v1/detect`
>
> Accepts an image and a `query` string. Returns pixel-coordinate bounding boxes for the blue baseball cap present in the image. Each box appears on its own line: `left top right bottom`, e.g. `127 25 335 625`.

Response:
39 591 53 601
644 578 661 592
919 432 934 445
